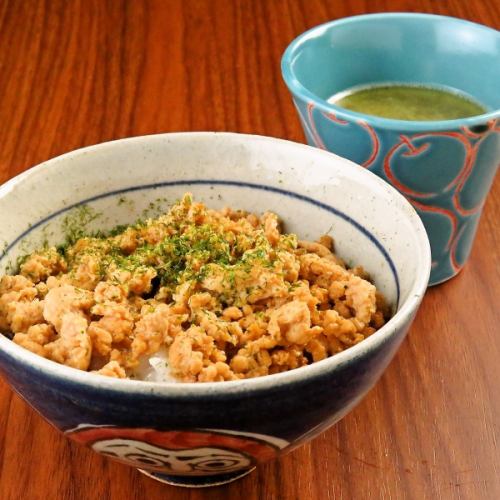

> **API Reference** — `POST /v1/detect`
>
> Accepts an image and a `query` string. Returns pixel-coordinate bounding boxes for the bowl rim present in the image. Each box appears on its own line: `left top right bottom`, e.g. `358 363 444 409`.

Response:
0 132 431 397
281 12 500 131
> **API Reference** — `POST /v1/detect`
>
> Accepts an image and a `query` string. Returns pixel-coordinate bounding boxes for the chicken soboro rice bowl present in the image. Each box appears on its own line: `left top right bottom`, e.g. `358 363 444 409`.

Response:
0 194 391 382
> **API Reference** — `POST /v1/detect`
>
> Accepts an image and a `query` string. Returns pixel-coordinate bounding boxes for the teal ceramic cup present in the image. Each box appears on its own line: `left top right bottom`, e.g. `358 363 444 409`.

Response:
282 13 500 285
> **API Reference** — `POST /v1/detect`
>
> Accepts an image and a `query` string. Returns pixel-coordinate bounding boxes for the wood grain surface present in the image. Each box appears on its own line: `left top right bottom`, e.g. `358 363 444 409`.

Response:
0 1 498 499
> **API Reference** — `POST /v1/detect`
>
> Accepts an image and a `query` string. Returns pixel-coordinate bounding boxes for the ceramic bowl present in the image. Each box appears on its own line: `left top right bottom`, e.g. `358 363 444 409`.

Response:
0 133 430 487
281 13 500 285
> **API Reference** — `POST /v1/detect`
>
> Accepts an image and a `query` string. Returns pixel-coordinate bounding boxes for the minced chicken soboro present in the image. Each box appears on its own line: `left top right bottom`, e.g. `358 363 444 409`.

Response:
0 194 391 382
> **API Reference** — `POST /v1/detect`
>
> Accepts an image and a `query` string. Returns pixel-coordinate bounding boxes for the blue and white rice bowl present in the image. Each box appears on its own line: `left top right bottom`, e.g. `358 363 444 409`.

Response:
0 133 430 487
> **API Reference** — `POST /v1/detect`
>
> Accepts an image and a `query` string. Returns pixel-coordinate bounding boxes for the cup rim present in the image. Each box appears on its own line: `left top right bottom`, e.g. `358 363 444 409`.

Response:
281 12 500 131
0 132 431 397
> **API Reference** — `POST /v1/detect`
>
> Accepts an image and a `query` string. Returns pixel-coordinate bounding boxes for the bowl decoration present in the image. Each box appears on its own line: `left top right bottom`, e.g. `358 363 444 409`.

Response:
0 133 430 487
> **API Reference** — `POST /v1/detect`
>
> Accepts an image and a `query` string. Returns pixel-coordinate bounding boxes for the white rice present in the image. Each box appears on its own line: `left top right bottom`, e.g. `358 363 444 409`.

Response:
132 346 178 383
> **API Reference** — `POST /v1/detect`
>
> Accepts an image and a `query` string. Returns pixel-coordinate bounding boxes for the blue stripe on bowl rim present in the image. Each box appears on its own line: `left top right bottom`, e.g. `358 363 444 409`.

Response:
0 179 400 306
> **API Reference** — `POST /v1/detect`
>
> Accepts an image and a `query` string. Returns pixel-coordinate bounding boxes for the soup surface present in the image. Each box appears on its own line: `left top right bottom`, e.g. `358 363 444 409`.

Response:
328 83 487 121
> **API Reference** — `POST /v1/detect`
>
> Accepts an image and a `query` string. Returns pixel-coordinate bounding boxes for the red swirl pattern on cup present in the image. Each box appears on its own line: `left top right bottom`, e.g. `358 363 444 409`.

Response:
383 122 498 273
298 102 499 280
321 109 380 168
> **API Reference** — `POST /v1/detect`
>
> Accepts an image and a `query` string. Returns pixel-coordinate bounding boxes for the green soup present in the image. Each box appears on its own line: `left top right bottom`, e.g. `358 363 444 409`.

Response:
329 84 487 121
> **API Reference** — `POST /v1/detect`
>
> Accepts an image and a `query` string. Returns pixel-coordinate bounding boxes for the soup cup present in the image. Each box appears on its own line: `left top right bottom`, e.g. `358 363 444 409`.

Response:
0 133 430 487
281 13 500 285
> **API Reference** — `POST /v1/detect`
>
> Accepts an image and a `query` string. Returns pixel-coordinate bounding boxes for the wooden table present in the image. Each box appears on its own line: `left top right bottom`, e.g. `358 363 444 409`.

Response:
0 1 498 499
